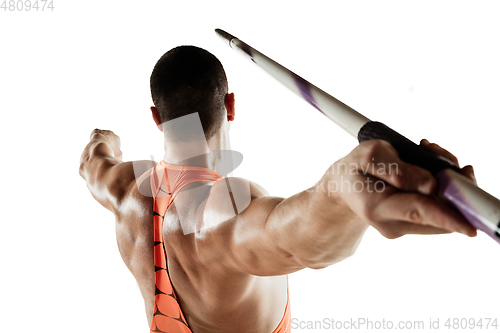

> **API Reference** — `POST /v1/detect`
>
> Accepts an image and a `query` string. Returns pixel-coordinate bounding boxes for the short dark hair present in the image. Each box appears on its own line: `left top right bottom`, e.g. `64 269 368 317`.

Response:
150 46 228 141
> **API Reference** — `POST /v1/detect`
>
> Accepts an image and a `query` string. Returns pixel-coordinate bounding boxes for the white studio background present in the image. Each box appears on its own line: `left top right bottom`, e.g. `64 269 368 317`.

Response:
1 1 499 332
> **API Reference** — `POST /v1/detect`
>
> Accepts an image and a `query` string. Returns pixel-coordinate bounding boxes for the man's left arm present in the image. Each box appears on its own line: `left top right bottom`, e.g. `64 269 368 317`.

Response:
79 129 153 213
79 129 157 323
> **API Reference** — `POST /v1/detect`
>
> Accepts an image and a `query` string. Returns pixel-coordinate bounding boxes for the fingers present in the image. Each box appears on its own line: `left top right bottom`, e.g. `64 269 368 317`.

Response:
90 129 120 143
91 128 108 140
339 172 477 238
343 139 478 239
460 165 477 184
372 192 477 237
91 128 115 136
351 140 436 196
420 139 477 184
89 128 122 159
420 139 459 167
373 220 452 239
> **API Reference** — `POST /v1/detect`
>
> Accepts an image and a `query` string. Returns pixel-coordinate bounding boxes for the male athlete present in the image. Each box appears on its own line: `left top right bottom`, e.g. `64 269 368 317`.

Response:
79 46 476 333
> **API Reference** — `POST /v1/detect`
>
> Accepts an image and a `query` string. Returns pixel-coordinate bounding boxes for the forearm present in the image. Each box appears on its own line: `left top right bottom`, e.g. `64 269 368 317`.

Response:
266 175 368 269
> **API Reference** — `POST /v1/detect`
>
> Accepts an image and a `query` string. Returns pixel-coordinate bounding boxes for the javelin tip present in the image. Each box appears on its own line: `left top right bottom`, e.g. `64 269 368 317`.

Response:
215 29 236 45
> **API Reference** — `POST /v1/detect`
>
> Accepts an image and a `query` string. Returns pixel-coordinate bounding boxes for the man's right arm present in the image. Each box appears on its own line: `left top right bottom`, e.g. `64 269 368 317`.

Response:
201 139 476 276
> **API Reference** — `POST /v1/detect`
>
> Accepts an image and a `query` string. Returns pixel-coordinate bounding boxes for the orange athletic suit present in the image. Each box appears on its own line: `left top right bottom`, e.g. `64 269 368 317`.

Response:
150 161 291 333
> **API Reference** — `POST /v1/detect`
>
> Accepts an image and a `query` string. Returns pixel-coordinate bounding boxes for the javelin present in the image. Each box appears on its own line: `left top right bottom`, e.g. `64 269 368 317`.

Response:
215 28 500 245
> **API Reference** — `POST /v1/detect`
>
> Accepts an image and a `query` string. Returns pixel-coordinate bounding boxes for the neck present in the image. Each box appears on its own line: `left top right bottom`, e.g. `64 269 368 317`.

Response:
163 122 231 171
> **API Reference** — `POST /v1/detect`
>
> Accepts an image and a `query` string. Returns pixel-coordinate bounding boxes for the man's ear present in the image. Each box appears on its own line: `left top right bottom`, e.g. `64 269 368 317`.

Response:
151 106 163 132
226 92 235 121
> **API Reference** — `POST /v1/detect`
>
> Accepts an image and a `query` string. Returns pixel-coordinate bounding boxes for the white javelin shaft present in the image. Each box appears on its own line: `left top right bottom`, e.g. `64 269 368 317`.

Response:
216 28 500 245
215 29 370 138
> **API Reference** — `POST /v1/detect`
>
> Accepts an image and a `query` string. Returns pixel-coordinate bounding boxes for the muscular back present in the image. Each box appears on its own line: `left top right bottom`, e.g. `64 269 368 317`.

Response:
114 166 288 333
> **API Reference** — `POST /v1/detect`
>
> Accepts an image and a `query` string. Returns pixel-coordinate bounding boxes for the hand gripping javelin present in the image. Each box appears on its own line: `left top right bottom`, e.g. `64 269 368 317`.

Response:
215 28 500 245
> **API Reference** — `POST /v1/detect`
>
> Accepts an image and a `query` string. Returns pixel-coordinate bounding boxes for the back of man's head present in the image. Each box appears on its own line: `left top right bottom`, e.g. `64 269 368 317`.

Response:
150 46 228 142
